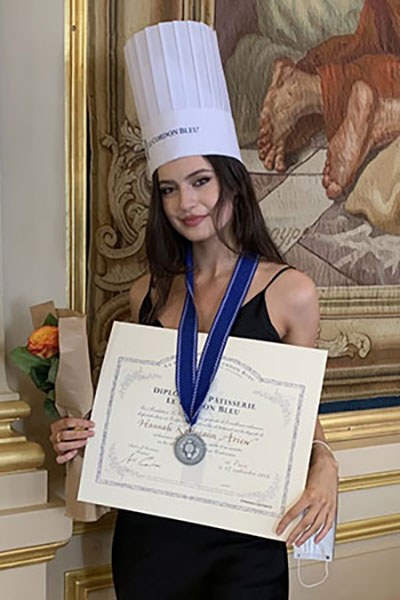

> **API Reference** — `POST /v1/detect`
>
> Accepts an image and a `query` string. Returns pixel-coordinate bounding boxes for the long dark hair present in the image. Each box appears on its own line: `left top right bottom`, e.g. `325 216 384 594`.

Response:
144 155 284 322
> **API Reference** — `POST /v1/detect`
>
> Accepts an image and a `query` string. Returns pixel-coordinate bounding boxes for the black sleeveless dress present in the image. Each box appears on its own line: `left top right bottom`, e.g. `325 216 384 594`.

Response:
112 267 292 600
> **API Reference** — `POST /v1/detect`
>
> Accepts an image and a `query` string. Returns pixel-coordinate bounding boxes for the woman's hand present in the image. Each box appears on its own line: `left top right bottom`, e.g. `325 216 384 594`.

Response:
50 418 95 464
276 444 338 546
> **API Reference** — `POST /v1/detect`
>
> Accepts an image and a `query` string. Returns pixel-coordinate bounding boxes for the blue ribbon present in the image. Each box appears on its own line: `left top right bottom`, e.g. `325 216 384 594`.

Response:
176 247 259 426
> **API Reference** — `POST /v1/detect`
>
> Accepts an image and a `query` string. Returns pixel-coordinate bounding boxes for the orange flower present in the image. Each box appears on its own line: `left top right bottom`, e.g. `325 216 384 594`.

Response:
27 325 59 359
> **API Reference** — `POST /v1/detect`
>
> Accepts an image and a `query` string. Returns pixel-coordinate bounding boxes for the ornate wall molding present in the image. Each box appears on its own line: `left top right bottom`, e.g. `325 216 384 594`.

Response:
65 0 87 313
321 407 400 443
318 286 400 401
0 400 44 472
0 540 67 571
67 511 400 594
99 123 148 276
318 285 400 314
88 121 150 378
319 331 371 359
183 0 215 23
336 512 400 544
73 511 116 536
339 470 400 493
65 565 113 600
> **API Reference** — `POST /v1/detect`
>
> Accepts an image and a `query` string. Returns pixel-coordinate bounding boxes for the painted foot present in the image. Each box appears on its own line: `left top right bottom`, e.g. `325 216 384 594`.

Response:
258 58 322 171
323 80 376 198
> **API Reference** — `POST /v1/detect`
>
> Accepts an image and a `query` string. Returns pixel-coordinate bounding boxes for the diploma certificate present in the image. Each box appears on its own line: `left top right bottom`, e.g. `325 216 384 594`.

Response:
79 322 327 540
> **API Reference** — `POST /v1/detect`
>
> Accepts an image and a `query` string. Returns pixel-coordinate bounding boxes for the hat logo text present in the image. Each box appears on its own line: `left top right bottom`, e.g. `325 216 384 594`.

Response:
146 126 200 152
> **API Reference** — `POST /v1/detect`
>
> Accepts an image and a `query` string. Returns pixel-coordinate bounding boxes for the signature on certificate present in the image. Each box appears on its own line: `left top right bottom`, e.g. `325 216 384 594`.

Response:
126 444 161 469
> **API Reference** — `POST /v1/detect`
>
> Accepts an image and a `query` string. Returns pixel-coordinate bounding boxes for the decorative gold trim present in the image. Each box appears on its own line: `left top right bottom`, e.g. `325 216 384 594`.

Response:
66 514 400 595
0 540 68 571
321 407 400 443
73 511 116 536
65 0 88 312
339 470 400 493
65 565 113 600
0 400 31 422
319 285 400 314
336 512 400 544
318 285 400 401
182 0 193 19
184 0 215 24
0 400 45 472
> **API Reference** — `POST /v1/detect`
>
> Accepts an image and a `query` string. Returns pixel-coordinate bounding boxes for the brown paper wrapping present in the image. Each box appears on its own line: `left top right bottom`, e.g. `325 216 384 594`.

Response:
31 301 110 522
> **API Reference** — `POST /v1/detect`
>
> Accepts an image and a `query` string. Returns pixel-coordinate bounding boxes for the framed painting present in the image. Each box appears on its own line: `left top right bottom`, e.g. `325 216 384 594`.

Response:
65 0 400 442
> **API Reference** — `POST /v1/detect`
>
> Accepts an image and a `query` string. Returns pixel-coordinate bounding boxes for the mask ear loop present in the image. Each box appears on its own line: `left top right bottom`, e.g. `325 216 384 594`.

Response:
297 559 329 588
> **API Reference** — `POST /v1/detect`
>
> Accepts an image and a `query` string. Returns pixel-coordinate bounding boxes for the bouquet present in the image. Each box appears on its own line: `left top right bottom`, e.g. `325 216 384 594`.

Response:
11 312 60 418
10 300 109 522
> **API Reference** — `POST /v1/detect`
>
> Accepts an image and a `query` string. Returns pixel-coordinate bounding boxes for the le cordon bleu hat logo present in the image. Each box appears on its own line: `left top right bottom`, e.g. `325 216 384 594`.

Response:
124 20 242 175
146 125 200 152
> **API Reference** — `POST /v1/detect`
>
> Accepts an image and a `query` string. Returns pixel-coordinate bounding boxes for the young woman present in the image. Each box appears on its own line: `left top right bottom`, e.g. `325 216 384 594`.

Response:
50 152 338 599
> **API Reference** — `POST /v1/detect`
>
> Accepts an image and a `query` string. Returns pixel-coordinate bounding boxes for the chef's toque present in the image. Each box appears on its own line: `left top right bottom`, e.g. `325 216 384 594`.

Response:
124 20 241 175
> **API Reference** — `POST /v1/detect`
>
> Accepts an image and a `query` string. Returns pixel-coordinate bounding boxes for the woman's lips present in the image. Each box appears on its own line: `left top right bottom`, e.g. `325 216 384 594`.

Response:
181 215 207 227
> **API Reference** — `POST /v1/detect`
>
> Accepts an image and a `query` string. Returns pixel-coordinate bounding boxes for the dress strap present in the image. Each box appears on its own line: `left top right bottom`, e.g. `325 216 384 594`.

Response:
264 266 294 292
138 278 154 324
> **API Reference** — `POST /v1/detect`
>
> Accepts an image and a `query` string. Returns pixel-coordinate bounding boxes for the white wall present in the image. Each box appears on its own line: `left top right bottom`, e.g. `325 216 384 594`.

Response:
0 0 66 463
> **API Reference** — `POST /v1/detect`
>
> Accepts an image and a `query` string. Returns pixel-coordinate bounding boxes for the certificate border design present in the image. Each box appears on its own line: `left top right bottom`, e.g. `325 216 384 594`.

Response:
95 355 305 518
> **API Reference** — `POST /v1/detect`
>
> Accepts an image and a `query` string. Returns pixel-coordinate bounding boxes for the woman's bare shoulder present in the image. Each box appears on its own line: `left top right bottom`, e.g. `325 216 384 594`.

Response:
260 262 317 305
266 266 319 345
276 268 318 309
129 274 152 322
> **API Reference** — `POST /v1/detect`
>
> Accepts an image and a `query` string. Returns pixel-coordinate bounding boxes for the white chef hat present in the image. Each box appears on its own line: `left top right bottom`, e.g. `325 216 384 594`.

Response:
124 20 242 175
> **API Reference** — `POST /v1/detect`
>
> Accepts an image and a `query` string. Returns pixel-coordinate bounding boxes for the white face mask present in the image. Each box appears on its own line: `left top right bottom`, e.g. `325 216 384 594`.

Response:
294 512 337 588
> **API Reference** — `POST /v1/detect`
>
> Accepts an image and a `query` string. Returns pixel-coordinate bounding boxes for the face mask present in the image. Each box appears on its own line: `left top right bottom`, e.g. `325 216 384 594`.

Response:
294 511 337 588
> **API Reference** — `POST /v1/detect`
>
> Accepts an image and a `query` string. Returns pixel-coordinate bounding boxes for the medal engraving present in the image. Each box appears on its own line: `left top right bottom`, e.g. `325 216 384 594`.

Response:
174 432 206 465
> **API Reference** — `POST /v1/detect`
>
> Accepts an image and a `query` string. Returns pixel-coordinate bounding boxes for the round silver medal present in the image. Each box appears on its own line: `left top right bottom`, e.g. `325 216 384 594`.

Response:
174 432 206 465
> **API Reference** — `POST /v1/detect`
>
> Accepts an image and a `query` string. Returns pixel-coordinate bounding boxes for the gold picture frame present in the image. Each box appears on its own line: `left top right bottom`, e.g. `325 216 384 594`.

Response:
65 0 400 442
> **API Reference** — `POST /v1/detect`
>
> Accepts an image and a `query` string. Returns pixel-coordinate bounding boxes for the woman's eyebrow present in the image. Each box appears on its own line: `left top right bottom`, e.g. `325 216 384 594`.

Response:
159 169 213 185
185 169 213 180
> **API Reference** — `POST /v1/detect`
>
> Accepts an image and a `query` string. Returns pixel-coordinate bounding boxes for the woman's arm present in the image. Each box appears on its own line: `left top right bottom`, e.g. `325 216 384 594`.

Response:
268 270 338 546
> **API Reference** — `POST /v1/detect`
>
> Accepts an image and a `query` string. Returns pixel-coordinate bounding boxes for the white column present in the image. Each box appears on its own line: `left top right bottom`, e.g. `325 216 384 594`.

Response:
0 179 18 401
0 3 72 598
